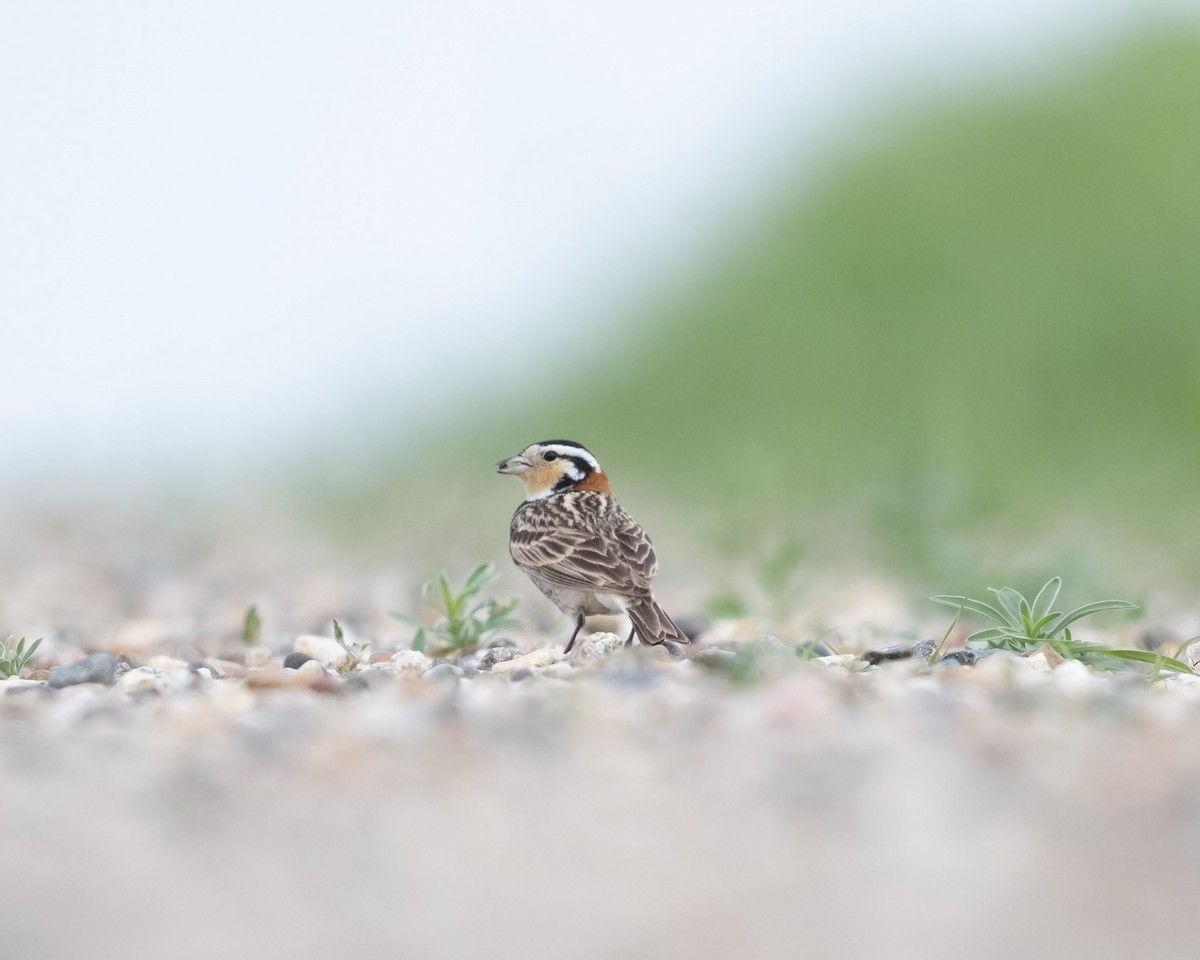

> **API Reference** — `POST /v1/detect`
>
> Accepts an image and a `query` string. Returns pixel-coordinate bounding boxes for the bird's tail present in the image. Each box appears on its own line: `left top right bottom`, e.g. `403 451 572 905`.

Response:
625 596 689 645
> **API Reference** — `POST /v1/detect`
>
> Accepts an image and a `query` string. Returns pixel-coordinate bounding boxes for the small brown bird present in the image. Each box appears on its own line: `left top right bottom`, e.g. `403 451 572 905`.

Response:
497 439 687 653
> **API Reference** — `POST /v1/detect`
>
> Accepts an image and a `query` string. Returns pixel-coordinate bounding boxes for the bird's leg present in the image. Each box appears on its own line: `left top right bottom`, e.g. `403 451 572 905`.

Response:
563 615 585 654
625 625 636 648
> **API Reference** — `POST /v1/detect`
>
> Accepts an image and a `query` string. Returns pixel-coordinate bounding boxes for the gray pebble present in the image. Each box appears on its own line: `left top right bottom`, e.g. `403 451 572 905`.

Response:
188 661 220 678
477 647 520 670
509 667 533 682
48 652 118 689
423 663 464 683
937 648 1004 667
481 636 519 650
693 647 737 667
796 640 833 658
283 652 315 670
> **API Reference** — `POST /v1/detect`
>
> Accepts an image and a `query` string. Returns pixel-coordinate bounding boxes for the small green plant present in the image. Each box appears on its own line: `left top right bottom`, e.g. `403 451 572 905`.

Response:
0 637 42 678
931 577 1191 674
242 605 262 645
392 562 519 657
333 619 371 667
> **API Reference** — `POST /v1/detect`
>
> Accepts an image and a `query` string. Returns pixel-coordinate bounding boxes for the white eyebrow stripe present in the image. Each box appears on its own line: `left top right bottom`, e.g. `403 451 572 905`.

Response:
544 445 600 472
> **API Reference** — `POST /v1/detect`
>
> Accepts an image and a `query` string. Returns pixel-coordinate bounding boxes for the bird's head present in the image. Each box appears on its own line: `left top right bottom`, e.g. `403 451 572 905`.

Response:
496 439 612 500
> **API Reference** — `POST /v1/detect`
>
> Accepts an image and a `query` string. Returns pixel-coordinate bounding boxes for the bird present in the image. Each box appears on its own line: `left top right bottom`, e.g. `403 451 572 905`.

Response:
497 439 688 654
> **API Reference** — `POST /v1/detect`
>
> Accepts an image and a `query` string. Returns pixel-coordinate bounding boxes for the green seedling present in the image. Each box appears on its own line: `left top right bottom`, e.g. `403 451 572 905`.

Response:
333 619 371 667
0 637 42 679
392 562 519 657
242 605 262 645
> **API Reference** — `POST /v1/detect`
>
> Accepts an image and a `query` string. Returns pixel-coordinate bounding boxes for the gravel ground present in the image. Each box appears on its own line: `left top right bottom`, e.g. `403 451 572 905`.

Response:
2 523 1199 960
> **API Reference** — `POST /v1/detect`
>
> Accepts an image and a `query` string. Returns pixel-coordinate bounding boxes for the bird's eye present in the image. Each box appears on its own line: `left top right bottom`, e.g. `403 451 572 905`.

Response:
543 451 559 462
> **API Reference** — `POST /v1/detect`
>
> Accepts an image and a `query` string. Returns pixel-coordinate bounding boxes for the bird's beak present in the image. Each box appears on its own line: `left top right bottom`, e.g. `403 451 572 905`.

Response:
496 454 531 475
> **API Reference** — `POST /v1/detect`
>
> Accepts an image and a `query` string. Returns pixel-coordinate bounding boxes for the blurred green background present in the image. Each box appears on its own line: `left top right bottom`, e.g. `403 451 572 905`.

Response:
307 28 1200 595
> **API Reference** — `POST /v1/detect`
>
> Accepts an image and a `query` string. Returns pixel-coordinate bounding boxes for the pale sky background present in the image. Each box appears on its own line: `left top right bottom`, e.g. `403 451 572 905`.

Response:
1 0 1193 498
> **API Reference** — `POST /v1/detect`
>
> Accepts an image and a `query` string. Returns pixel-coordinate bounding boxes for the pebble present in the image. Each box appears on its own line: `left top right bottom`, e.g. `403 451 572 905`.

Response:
476 646 521 670
294 635 347 669
490 648 564 675
508 668 533 682
936 648 1004 667
117 666 168 697
693 647 737 668
148 655 189 672
297 659 336 686
937 649 980 667
423 663 464 684
861 640 936 665
0 677 47 696
388 650 433 677
569 632 623 664
481 636 519 650
283 652 315 670
48 652 118 689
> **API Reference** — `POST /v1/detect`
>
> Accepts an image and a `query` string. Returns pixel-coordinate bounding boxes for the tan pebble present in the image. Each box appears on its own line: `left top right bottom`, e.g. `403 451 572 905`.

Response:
297 659 330 681
1025 651 1053 672
117 666 165 696
0 677 45 696
149 655 189 672
490 648 564 675
244 665 307 689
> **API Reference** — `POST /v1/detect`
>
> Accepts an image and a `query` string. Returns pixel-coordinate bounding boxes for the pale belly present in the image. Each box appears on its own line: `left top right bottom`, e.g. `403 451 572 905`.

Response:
531 578 627 620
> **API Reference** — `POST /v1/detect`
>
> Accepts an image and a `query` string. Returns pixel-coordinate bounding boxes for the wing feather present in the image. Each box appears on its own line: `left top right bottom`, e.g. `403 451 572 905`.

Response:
510 495 657 597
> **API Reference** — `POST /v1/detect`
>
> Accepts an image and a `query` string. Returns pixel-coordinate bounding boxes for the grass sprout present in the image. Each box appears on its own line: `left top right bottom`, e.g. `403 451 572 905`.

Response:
0 637 42 678
242 605 262 645
931 577 1189 674
392 562 519 657
333 619 371 667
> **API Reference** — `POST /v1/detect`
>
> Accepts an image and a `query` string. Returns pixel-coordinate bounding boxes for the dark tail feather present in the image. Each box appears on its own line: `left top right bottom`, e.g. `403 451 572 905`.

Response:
625 597 689 645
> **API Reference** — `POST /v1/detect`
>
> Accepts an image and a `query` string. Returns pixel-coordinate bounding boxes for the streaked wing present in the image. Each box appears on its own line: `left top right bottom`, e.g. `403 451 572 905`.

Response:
510 501 656 596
